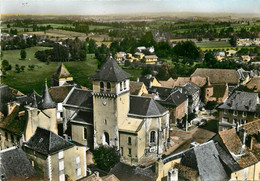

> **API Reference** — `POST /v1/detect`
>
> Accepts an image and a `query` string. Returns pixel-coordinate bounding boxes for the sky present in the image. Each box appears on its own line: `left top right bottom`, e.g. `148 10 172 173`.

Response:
1 0 260 15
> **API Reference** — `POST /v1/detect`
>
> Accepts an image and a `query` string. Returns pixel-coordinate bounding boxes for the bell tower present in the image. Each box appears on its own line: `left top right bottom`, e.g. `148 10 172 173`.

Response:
91 57 131 149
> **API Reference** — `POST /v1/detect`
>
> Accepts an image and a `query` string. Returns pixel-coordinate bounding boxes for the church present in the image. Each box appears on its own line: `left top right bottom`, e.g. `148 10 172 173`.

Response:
63 56 170 165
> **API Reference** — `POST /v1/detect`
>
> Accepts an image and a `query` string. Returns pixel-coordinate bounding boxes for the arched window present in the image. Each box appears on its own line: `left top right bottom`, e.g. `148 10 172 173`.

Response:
104 132 109 145
100 82 104 91
150 131 156 144
107 82 111 91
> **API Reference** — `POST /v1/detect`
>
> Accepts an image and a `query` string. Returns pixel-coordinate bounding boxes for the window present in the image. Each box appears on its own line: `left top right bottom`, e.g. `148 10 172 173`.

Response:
75 156 81 179
150 131 156 144
233 111 238 116
60 112 63 118
128 148 131 156
107 82 111 91
84 127 87 140
124 80 127 90
5 132 8 141
100 82 104 91
128 137 131 145
104 132 109 145
120 82 123 91
120 147 123 156
242 112 247 117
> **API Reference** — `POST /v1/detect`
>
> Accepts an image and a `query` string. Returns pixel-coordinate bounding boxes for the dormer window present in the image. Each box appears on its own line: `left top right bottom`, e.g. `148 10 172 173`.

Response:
233 111 238 116
100 82 104 91
242 111 247 117
107 82 111 92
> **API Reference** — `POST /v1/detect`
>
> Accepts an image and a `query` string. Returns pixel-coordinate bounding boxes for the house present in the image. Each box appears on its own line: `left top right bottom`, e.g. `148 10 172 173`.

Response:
0 105 26 150
174 77 190 86
144 55 158 64
0 84 16 116
246 76 260 92
159 77 176 88
53 64 74 86
130 81 148 96
204 83 228 104
181 82 200 113
139 74 161 88
0 146 37 180
23 127 87 181
62 87 93 149
191 68 239 85
213 128 260 181
134 52 145 60
226 49 237 57
24 81 57 141
191 68 239 102
115 52 126 62
155 89 188 126
48 85 74 124
218 91 260 131
241 55 251 62
155 141 230 181
89 56 169 165
214 51 226 61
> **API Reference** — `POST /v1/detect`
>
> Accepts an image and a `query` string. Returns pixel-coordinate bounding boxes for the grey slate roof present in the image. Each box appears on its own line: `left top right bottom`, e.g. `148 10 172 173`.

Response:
72 110 93 125
157 90 187 107
149 86 173 100
0 147 36 180
38 81 56 109
129 95 167 117
24 127 73 155
64 87 93 109
183 82 200 96
109 162 154 181
218 91 260 112
181 141 228 181
91 56 131 82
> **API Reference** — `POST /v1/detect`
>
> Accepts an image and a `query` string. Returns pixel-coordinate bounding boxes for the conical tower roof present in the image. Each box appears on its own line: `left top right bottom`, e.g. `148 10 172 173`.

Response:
55 63 72 79
90 56 131 82
39 80 56 109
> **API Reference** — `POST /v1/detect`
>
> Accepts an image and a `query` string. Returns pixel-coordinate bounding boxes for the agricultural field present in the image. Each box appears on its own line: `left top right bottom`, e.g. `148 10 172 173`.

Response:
196 41 231 48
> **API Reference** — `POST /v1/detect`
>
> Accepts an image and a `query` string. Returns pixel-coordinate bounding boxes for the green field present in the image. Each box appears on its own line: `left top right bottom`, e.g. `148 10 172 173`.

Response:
1 46 99 94
196 41 231 48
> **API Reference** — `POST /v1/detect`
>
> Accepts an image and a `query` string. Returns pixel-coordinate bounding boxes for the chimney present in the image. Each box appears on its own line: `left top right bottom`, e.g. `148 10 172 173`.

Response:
168 168 178 181
137 77 140 82
94 171 99 177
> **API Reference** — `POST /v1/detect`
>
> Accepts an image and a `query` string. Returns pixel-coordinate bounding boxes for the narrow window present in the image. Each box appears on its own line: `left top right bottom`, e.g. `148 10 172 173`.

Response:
124 80 127 90
84 127 87 140
128 148 132 155
120 82 123 91
107 82 111 92
100 82 104 91
150 131 156 144
128 137 131 145
104 132 109 145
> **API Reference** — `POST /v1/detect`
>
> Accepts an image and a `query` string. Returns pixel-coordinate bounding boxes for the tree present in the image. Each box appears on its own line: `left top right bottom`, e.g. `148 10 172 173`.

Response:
229 36 237 47
173 41 201 60
1 60 12 71
20 49 27 59
15 64 20 73
92 146 120 171
203 52 217 67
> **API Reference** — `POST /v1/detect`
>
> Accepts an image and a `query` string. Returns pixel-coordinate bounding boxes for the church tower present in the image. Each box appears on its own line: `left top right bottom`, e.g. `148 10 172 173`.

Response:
91 57 131 149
